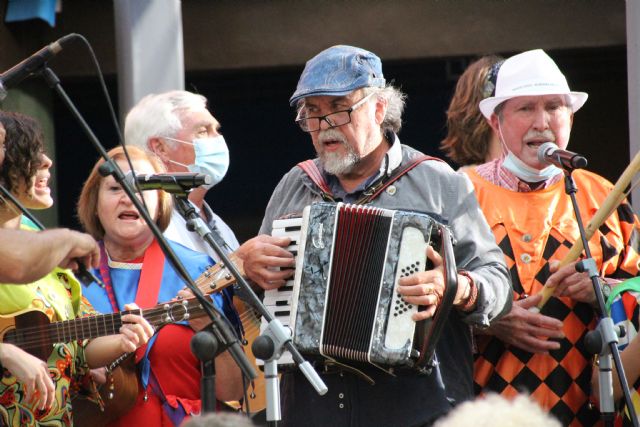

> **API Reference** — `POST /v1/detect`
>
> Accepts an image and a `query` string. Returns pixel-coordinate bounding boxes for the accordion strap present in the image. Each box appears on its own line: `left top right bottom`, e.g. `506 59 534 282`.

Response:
297 159 334 201
359 154 439 204
297 154 440 204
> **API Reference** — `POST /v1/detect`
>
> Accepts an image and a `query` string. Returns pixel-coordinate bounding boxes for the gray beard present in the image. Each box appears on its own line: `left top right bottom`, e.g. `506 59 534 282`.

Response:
320 144 360 175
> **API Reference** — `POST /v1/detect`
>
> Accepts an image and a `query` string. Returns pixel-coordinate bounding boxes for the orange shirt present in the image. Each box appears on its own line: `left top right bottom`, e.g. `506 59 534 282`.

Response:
467 167 640 427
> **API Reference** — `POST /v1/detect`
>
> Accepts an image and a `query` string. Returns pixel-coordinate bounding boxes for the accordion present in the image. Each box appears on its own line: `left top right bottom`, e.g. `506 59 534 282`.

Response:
263 202 458 371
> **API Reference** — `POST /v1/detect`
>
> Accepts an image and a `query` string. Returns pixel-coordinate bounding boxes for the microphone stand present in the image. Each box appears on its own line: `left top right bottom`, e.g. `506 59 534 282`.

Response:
173 194 328 426
560 168 638 427
191 329 220 413
37 65 258 396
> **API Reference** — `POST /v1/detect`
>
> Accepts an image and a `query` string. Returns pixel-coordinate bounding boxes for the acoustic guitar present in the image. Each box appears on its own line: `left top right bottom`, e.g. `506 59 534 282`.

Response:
0 297 210 362
1 296 211 426
0 256 239 426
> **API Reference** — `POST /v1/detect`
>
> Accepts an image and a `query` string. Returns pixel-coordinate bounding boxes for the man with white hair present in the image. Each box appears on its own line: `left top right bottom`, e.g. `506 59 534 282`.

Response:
125 91 239 260
467 49 640 426
238 45 512 427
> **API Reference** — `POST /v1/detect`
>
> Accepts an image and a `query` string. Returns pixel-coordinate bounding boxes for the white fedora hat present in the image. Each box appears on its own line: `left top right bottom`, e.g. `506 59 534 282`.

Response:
479 49 588 119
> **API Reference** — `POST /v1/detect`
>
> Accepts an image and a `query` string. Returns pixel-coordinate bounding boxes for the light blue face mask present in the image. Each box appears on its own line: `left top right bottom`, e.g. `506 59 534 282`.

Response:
496 121 562 183
166 135 230 190
502 151 562 183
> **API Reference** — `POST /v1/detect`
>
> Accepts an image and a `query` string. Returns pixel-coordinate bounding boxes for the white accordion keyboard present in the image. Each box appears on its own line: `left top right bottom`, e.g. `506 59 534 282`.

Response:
258 217 302 366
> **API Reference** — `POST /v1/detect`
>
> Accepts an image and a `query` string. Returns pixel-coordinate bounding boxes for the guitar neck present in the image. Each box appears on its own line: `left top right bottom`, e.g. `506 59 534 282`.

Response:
5 299 205 351
52 252 242 342
4 253 244 353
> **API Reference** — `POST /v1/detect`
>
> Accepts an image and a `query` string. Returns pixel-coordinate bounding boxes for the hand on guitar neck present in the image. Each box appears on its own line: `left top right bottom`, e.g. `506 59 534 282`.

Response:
84 303 155 368
0 254 244 363
73 254 247 426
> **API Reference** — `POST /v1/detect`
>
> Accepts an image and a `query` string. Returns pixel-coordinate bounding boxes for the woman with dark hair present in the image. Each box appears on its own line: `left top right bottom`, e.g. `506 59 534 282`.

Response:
77 146 244 427
0 111 154 427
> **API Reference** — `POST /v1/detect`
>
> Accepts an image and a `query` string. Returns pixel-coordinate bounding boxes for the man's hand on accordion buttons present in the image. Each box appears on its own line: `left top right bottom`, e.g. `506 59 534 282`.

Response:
397 246 445 321
236 234 295 290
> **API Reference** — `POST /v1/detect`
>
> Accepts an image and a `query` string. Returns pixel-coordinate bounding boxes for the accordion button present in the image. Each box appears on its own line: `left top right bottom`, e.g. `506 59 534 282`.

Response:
522 234 532 242
338 393 344 399
386 185 397 195
339 403 345 409
520 253 532 264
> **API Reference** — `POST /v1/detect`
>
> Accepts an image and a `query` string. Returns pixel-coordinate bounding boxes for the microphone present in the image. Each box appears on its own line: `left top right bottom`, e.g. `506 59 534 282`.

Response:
0 34 75 100
537 142 588 170
125 171 212 194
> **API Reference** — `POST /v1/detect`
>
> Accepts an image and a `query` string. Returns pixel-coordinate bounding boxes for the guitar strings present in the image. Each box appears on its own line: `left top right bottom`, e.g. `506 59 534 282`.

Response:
8 299 209 350
9 257 258 352
6 299 249 351
8 257 234 349
7 309 176 350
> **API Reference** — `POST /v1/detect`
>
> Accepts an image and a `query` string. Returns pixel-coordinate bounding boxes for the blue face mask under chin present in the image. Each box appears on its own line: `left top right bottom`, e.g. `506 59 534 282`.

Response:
166 135 230 190
502 151 562 183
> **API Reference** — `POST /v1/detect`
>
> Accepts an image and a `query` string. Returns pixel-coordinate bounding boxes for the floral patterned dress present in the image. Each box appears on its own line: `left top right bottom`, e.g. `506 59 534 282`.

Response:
0 267 99 426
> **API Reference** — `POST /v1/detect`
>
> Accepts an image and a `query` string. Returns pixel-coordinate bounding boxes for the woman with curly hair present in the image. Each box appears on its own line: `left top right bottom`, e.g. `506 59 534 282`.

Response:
0 111 45 201
0 111 154 427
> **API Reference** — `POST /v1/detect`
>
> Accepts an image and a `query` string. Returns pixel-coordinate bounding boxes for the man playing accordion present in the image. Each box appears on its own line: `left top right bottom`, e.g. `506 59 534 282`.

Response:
237 45 512 427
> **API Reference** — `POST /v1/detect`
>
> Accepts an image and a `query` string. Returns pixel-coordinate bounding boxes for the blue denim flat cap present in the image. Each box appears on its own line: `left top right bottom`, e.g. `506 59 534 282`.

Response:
289 45 386 106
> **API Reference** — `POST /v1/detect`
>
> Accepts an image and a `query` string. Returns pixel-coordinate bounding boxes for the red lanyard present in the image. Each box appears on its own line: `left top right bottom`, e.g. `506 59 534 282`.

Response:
98 239 166 311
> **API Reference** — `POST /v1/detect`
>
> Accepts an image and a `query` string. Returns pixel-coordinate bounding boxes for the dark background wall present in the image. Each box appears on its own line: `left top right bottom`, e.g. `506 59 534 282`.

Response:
0 1 630 243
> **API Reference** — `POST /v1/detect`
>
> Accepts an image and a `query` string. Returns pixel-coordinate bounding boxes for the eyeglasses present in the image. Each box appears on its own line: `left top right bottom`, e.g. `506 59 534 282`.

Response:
295 92 376 133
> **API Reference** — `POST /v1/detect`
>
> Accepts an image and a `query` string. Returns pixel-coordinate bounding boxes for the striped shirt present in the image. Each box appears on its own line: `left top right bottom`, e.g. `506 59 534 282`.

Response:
475 158 562 192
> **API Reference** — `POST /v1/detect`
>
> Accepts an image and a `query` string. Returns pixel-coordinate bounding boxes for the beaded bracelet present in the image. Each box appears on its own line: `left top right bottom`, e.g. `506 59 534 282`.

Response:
458 270 478 312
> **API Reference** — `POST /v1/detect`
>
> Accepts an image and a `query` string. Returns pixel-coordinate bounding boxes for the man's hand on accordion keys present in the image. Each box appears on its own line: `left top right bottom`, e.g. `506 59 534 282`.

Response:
237 234 296 290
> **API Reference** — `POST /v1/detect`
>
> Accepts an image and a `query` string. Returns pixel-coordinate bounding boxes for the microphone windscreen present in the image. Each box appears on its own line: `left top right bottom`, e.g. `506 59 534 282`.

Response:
537 142 558 164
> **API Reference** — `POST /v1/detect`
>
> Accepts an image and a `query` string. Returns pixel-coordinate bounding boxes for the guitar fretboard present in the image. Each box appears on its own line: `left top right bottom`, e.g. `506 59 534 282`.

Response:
52 310 134 343
3 255 243 354
5 300 206 351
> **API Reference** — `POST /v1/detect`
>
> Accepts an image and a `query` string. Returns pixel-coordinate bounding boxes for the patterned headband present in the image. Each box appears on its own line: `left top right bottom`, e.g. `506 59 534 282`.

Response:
482 59 505 99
